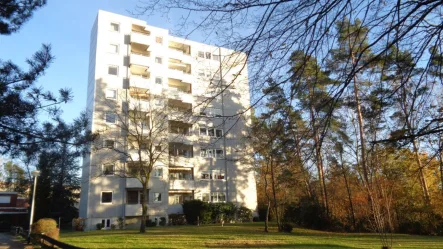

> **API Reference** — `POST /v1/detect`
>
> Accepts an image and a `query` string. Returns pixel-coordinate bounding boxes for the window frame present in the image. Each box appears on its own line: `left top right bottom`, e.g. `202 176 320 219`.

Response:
205 52 212 59
211 192 226 203
155 57 163 64
105 89 117 100
127 190 140 204
110 22 120 32
200 171 211 180
101 191 113 204
155 36 163 44
155 77 163 85
153 167 163 178
108 43 119 54
102 164 114 176
198 51 204 58
103 139 115 149
153 192 162 203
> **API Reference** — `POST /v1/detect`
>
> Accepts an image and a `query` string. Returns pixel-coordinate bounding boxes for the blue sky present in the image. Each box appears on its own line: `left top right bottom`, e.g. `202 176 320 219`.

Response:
0 1 183 122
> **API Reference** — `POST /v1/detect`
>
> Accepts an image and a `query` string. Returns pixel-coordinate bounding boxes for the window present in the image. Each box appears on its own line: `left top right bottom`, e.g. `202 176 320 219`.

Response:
155 36 163 44
154 193 162 203
105 113 117 124
155 57 162 64
110 22 119 32
215 129 223 138
207 149 214 158
213 54 220 61
213 170 225 180
103 164 114 176
211 192 226 203
155 77 163 84
127 190 139 204
108 65 118 76
200 149 207 158
102 219 111 228
201 193 210 202
198 51 204 58
201 171 211 180
216 149 224 158
200 149 224 159
155 145 162 152
199 127 207 136
208 129 215 137
105 89 117 99
103 139 115 149
205 52 211 59
154 168 163 177
108 44 119 53
101 192 113 203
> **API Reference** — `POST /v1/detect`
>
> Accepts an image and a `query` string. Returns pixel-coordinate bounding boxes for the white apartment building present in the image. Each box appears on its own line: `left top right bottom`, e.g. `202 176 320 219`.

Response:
79 10 257 230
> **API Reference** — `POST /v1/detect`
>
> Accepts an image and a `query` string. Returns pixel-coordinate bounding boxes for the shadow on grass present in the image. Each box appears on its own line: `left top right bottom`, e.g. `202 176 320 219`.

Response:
205 242 358 248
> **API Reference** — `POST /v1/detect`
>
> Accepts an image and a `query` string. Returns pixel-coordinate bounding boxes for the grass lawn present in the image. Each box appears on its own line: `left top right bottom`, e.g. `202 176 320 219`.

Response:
60 222 443 249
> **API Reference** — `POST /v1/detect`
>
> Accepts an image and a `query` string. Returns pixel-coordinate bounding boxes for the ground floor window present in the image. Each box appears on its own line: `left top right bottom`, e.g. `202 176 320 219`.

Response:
102 219 111 228
101 192 113 204
211 192 226 203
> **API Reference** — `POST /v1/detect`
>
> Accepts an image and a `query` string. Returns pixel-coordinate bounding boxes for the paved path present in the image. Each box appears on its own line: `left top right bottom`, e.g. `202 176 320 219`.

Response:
0 233 28 249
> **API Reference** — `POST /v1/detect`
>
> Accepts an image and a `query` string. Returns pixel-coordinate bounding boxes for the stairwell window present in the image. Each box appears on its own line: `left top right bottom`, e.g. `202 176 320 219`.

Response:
103 139 115 149
105 113 117 124
155 57 163 64
102 164 114 176
153 167 163 177
198 51 204 58
108 44 119 54
108 65 118 76
155 77 163 84
105 89 117 99
205 52 212 59
101 192 113 204
110 22 119 32
155 36 163 44
154 193 162 203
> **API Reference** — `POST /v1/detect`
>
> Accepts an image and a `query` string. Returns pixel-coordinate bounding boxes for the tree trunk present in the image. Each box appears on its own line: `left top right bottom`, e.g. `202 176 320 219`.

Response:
265 200 270 233
340 151 356 230
411 139 430 204
309 101 329 216
140 184 148 233
270 159 281 230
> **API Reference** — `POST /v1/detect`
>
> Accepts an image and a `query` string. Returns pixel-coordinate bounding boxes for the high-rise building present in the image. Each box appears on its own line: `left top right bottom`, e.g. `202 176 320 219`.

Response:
79 10 257 230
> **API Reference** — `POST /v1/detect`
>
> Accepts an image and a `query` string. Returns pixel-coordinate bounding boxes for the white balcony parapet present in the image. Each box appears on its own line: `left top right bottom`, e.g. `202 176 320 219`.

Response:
167 87 193 104
131 31 152 46
169 180 195 190
130 53 151 68
169 133 194 145
169 156 194 167
130 76 150 89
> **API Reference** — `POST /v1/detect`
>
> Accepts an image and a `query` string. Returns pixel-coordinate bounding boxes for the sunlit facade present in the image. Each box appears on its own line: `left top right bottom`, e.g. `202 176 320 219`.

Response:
79 10 257 230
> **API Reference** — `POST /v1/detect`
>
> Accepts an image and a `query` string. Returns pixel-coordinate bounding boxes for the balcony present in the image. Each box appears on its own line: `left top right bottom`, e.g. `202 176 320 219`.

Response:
130 53 151 68
129 76 150 89
169 156 194 167
126 204 143 216
131 24 151 47
167 87 192 103
169 180 195 190
126 178 143 188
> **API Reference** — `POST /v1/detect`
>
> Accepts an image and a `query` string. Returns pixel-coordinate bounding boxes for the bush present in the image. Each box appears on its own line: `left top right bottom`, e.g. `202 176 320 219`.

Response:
146 219 156 227
32 218 59 240
169 214 186 225
237 206 253 222
117 217 124 229
159 217 167 226
96 223 103 230
111 224 116 230
72 218 86 231
210 202 236 223
182 200 212 224
280 223 293 233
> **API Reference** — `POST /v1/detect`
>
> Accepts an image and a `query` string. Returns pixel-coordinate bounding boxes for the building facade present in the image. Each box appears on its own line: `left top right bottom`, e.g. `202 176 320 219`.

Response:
79 10 257 230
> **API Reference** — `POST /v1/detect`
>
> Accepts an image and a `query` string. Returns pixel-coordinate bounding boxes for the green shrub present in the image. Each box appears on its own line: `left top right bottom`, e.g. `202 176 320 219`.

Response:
280 223 293 233
117 217 124 229
237 206 253 222
169 214 186 225
32 218 59 239
96 223 103 230
159 217 167 226
182 200 212 224
72 218 86 231
146 219 156 227
211 203 236 223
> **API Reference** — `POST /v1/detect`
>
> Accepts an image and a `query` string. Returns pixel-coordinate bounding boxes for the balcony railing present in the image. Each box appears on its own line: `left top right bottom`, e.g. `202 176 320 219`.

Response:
169 180 195 190
130 53 151 68
131 31 151 46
